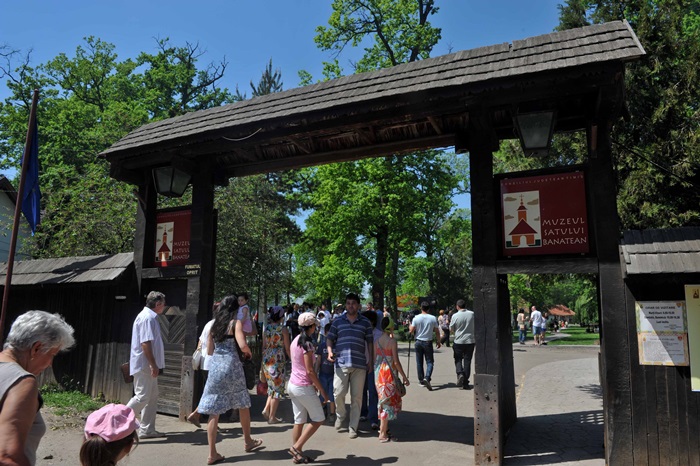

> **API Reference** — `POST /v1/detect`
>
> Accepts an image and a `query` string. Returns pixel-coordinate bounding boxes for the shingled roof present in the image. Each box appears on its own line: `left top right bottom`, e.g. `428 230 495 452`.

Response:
621 228 700 275
102 21 645 179
0 252 133 285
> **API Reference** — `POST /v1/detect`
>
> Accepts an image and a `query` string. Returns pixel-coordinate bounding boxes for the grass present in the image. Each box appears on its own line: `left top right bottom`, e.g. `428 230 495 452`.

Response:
547 326 600 346
512 325 600 346
41 384 105 416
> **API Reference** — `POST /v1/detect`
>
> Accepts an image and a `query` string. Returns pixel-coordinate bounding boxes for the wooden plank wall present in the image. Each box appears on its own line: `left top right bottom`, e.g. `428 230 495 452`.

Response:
2 275 141 403
625 276 700 466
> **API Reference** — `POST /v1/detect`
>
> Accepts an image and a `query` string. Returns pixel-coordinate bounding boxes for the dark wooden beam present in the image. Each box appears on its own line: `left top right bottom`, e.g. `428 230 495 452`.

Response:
496 257 599 274
226 133 456 177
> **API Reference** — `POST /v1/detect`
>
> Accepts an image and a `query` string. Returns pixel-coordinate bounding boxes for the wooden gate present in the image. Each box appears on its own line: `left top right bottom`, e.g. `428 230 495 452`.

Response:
157 313 185 415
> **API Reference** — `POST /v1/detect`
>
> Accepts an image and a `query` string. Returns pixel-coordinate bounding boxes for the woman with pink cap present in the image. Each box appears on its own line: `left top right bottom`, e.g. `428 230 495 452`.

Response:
81 404 138 466
287 312 330 464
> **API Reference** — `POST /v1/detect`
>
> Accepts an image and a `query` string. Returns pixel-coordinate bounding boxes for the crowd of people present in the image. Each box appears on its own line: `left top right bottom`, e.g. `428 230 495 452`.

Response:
0 292 481 465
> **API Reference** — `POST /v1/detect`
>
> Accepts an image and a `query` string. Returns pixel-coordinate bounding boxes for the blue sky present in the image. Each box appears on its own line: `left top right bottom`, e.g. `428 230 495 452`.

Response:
2 0 564 212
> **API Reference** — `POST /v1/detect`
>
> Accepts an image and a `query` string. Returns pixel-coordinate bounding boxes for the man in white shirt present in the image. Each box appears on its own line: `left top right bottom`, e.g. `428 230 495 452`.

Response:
127 291 167 439
409 302 441 391
529 305 544 346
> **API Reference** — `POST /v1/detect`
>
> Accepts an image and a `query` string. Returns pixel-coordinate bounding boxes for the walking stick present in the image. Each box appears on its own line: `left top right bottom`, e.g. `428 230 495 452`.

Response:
406 330 412 379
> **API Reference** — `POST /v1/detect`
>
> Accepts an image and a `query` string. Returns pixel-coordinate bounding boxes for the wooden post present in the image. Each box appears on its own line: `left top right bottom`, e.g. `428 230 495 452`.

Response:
587 112 632 464
180 164 216 419
470 120 514 465
133 177 157 296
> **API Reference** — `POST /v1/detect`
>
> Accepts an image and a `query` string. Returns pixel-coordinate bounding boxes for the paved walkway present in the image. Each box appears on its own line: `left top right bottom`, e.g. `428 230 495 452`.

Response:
37 339 603 465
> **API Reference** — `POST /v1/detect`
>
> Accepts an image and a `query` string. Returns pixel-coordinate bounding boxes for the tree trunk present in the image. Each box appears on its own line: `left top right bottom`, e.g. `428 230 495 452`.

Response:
371 224 389 310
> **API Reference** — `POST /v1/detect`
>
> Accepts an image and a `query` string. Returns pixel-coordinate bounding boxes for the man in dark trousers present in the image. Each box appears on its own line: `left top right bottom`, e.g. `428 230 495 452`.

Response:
450 299 476 389
409 301 441 391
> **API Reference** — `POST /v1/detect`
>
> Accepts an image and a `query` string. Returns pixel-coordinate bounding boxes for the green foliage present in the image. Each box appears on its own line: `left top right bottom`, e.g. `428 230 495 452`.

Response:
556 0 700 229
214 174 301 306
315 0 441 72
0 36 233 257
41 383 104 416
508 273 598 326
302 1 470 310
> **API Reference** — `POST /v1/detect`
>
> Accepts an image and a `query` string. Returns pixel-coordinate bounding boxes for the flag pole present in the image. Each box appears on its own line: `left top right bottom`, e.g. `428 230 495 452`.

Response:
0 89 39 346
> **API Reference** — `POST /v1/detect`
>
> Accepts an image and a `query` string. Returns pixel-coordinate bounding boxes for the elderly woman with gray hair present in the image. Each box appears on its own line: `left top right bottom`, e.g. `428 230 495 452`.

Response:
0 310 75 466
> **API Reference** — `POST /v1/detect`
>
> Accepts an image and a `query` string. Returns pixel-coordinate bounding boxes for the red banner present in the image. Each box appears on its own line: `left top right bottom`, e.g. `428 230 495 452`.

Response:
500 171 589 256
154 208 191 266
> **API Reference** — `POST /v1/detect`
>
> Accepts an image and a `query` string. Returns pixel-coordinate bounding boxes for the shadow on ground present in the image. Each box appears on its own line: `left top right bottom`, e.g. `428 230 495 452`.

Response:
504 410 604 465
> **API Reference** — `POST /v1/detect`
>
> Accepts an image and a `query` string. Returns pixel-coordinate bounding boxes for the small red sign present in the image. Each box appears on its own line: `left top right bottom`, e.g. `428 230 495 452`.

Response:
154 208 191 266
500 171 589 256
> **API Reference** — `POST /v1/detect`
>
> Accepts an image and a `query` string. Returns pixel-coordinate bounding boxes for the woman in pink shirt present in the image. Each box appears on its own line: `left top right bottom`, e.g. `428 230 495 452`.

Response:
287 312 330 464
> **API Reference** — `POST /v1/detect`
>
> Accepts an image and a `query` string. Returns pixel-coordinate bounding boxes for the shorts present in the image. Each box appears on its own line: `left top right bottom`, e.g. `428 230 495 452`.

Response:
534 326 544 335
288 382 325 424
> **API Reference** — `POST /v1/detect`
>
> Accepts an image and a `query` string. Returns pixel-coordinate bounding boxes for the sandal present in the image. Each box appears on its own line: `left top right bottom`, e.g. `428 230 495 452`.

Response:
187 412 201 428
261 409 269 420
244 438 263 452
207 453 225 464
379 434 398 442
288 447 313 464
267 416 283 424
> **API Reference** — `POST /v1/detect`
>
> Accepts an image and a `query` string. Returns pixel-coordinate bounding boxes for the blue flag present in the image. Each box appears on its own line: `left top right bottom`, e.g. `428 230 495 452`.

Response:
21 114 40 235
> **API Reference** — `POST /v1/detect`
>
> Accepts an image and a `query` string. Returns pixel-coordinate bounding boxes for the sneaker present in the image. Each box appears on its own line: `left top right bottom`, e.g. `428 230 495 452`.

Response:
424 380 432 391
464 382 473 390
139 430 166 439
419 379 426 386
348 428 358 439
457 374 465 388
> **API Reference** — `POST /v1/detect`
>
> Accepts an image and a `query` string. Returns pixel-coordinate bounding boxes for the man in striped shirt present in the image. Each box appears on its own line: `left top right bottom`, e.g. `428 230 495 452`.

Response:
326 293 374 439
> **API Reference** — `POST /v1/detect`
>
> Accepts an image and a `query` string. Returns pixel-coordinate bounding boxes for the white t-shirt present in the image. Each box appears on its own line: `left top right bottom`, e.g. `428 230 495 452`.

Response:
199 319 215 371
411 313 438 341
530 310 545 327
317 313 330 335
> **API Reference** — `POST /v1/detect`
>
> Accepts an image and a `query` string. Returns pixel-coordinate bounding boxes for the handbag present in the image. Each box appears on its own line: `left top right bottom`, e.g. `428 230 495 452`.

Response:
378 340 406 397
389 359 406 397
192 347 203 370
235 337 256 390
120 362 133 383
256 379 268 396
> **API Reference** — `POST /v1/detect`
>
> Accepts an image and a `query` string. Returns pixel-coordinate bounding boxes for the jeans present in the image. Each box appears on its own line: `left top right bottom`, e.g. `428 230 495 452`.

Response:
453 343 475 384
360 369 378 424
414 340 435 382
519 327 527 343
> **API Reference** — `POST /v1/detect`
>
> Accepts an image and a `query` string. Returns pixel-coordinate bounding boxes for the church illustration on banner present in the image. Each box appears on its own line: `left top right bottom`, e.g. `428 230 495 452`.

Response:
503 191 542 248
155 222 174 262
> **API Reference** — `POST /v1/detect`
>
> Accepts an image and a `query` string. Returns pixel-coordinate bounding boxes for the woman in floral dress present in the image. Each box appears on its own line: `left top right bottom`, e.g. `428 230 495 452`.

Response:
261 305 290 424
374 316 410 442
196 295 263 464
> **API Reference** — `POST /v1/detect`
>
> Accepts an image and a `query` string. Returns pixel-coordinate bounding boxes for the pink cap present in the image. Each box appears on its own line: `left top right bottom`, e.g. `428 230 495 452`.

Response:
84 404 139 442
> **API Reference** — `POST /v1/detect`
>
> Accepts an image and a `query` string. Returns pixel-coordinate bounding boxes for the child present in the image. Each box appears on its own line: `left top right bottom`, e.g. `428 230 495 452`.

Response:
81 404 138 466
314 322 336 423
237 292 256 336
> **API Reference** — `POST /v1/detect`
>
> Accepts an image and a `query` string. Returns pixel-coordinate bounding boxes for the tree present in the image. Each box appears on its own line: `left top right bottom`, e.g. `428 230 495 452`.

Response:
0 37 234 258
298 0 469 310
213 61 303 310
556 0 700 229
